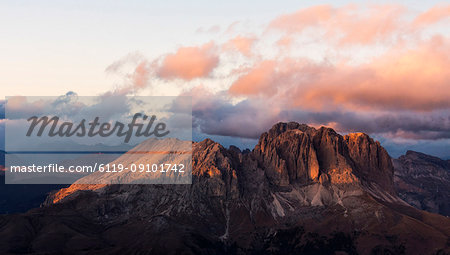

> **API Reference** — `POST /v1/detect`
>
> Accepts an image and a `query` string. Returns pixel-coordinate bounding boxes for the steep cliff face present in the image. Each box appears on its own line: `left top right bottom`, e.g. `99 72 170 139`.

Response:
0 123 449 255
393 150 450 216
253 123 395 194
253 123 320 186
344 132 395 194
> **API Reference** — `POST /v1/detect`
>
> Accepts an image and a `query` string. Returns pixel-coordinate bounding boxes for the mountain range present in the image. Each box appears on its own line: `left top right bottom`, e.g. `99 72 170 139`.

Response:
0 123 448 254
393 150 450 216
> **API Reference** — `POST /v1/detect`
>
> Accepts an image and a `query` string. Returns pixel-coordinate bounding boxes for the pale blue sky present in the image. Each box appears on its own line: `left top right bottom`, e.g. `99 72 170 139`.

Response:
0 0 443 96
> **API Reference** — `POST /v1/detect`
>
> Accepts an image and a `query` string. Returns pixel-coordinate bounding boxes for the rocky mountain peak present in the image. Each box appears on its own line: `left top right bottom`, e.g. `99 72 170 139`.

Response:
344 132 394 194
252 122 395 194
47 123 397 206
264 122 316 138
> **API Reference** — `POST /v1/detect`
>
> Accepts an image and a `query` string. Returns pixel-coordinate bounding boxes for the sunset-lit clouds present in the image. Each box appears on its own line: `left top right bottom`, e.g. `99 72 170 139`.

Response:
289 36 450 111
412 3 450 27
1 1 449 160
101 3 449 145
268 4 406 45
5 3 446 154
132 61 151 89
222 36 256 56
268 5 333 33
229 60 277 96
157 42 219 80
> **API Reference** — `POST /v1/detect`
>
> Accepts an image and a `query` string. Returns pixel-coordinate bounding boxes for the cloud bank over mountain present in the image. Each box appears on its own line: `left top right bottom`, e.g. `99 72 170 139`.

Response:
2 4 450 157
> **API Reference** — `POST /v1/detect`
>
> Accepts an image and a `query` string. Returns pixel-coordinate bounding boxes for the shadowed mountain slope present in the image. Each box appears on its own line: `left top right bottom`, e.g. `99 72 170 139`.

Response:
0 123 448 254
393 150 450 216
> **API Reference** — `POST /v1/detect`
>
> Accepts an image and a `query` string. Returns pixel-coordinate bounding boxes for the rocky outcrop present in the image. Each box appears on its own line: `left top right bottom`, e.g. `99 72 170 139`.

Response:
0 123 449 254
393 150 450 216
344 132 395 194
253 123 320 186
253 123 395 195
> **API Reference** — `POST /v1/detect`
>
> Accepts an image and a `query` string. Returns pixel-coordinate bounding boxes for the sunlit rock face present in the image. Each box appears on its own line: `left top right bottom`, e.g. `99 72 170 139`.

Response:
254 123 320 186
393 150 450 216
344 132 395 194
0 123 449 254
253 123 394 194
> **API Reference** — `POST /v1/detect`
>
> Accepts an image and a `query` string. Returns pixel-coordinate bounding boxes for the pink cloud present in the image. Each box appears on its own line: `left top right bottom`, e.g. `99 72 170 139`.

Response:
227 35 450 112
276 35 294 48
181 4 450 141
269 5 333 33
229 59 329 98
413 4 450 27
132 61 150 88
294 36 450 111
104 3 450 142
223 36 256 56
157 42 219 80
269 4 405 45
229 60 277 96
